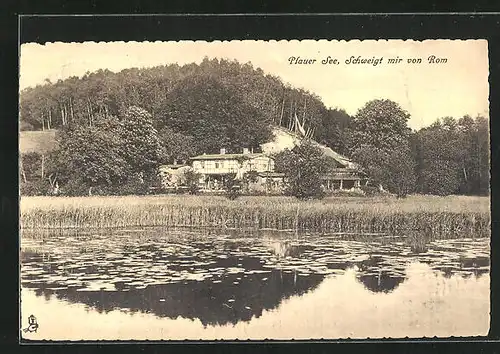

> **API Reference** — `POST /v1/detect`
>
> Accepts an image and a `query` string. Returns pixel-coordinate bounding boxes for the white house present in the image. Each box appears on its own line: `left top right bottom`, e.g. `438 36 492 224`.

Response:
190 148 279 191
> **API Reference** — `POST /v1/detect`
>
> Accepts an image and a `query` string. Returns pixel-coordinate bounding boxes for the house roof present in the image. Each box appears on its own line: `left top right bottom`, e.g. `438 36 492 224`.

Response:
312 142 356 168
19 130 58 154
190 153 265 161
263 126 359 169
159 164 188 169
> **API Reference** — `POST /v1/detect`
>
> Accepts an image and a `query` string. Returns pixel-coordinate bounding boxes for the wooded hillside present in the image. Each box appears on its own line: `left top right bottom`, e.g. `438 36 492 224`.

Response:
20 58 348 150
19 58 490 197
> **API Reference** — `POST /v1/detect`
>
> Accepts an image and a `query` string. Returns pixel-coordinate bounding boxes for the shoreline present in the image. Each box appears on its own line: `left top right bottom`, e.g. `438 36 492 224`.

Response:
20 195 491 239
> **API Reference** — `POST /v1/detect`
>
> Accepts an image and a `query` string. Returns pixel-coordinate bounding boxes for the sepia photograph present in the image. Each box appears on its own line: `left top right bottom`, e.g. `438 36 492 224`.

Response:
19 39 490 340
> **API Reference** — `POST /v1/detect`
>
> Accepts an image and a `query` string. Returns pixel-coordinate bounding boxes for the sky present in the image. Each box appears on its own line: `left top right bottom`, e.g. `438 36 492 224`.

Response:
20 40 489 130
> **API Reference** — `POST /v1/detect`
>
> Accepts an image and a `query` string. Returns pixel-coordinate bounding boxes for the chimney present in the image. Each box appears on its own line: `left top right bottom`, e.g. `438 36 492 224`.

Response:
242 148 249 154
173 159 178 165
220 148 226 155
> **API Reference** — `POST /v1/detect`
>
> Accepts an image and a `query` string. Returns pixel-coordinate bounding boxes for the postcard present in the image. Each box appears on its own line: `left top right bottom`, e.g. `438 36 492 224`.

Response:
19 39 490 340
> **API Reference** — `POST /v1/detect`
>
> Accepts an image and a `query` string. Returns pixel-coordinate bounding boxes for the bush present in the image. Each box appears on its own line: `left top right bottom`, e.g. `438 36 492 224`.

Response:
60 178 92 196
114 174 150 196
223 173 242 200
20 180 52 196
328 189 366 197
58 171 160 196
183 169 201 195
360 185 380 197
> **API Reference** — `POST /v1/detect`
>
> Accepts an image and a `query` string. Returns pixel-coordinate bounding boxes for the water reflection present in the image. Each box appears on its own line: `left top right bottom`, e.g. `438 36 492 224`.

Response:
24 252 324 326
20 228 490 338
355 256 405 293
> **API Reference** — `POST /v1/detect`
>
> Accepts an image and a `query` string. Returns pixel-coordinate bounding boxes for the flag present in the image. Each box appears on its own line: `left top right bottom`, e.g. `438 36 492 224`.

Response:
294 113 306 136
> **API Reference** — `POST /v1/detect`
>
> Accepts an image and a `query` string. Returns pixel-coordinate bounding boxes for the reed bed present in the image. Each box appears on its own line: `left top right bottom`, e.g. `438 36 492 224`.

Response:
20 195 491 240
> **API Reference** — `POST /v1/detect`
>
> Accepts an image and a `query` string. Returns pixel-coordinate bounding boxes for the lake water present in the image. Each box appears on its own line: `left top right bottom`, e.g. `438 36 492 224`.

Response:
20 228 490 340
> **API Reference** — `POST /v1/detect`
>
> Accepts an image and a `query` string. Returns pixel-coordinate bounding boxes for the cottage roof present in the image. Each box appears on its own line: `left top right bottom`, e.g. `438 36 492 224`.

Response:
190 153 265 161
262 126 359 169
312 141 357 168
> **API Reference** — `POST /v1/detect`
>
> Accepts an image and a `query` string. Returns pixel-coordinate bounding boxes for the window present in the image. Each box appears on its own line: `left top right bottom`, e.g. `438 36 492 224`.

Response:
215 162 219 169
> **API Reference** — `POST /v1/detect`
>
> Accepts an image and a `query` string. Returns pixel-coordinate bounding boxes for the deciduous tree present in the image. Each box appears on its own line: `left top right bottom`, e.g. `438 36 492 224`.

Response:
349 100 416 197
350 99 412 152
49 107 163 195
274 140 334 199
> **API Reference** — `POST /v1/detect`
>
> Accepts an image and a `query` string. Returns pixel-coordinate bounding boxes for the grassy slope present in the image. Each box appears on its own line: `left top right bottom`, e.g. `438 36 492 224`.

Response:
19 130 58 154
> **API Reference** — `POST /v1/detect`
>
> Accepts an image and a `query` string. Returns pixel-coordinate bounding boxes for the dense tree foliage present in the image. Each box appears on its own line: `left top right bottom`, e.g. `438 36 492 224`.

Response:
350 99 412 152
183 169 201 195
51 117 128 193
19 58 490 197
317 108 353 156
19 58 340 145
19 151 53 195
19 58 356 196
413 115 489 196
118 106 163 176
158 127 197 164
349 100 415 197
352 145 416 198
46 106 162 195
348 101 490 198
157 75 272 154
274 140 335 199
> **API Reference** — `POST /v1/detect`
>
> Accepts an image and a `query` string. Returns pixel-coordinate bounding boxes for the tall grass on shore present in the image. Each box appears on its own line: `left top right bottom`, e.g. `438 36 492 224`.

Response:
20 195 491 239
